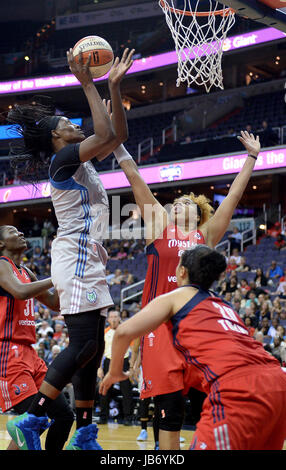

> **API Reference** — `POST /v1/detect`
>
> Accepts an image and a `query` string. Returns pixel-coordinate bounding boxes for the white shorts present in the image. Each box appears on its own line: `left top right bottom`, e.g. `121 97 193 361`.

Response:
51 234 113 315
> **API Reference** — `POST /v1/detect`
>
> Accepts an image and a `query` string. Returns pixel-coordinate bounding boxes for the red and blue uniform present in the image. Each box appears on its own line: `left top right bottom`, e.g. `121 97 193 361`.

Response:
171 286 286 450
140 224 205 399
0 256 47 412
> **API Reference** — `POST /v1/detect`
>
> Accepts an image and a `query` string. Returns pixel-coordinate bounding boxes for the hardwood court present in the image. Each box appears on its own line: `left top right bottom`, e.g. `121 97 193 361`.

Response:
0 414 285 450
0 414 193 451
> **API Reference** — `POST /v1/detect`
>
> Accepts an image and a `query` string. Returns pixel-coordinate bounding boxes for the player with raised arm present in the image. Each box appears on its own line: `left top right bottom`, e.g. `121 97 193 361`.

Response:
100 246 286 450
105 96 261 449
6 47 134 451
0 225 74 450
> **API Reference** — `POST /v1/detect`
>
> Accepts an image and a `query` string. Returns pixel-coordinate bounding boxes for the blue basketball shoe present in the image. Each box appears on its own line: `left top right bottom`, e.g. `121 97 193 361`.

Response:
66 423 102 450
6 412 50 450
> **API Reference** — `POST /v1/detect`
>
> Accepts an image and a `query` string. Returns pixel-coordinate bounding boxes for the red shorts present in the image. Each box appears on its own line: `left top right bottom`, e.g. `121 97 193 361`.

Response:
140 322 186 399
189 366 286 450
0 342 47 412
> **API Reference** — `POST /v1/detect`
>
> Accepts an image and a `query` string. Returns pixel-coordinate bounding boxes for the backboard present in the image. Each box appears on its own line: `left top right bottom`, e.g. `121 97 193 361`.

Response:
224 0 286 32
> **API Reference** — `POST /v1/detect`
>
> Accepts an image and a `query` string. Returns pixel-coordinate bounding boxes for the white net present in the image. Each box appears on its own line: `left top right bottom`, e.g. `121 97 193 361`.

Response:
159 0 236 92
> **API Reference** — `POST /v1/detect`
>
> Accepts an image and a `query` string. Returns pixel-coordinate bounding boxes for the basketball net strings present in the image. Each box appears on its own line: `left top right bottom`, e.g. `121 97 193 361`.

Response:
159 0 235 92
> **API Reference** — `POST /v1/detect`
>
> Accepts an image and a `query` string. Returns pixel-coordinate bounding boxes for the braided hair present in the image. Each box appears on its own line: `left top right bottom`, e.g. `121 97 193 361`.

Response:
7 96 62 184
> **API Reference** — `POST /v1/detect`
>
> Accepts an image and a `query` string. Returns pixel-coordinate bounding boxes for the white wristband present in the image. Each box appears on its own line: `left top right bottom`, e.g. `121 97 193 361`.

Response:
113 145 133 164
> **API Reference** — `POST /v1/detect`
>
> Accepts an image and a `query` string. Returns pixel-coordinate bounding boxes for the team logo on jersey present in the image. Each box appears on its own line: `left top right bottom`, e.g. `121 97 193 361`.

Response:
194 232 202 240
147 332 155 347
11 345 19 358
86 289 97 304
12 383 29 396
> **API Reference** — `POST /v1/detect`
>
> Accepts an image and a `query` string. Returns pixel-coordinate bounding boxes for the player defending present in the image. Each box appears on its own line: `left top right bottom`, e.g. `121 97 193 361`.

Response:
100 246 286 450
105 95 261 449
0 225 74 450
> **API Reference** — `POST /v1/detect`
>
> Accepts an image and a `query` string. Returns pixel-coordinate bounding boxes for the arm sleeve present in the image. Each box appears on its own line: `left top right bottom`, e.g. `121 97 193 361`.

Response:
49 143 81 182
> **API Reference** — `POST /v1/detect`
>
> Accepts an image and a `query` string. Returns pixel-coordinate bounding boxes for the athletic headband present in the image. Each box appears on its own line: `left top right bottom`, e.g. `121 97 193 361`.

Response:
36 116 62 134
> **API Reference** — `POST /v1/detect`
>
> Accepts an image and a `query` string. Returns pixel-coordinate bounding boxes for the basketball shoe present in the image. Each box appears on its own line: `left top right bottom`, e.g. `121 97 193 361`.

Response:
66 423 102 450
137 429 148 441
6 412 50 450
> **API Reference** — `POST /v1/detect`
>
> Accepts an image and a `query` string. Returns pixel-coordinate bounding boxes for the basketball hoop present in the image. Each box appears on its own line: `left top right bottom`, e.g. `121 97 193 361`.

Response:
159 0 236 92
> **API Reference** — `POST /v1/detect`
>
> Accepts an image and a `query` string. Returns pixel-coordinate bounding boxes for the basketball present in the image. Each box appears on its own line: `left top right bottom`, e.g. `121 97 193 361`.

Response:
72 35 114 78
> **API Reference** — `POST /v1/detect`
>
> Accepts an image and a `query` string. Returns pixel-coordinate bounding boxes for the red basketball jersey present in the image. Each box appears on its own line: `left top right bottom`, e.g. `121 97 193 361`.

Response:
0 256 36 346
171 288 280 396
141 224 206 307
140 224 206 398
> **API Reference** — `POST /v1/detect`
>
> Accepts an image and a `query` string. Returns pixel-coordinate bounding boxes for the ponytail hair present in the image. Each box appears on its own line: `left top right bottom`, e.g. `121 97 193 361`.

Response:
180 245 226 290
7 96 62 184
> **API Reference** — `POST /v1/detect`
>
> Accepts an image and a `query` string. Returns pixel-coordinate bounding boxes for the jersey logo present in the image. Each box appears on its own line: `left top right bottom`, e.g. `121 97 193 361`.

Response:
147 333 155 347
15 428 25 448
86 289 97 304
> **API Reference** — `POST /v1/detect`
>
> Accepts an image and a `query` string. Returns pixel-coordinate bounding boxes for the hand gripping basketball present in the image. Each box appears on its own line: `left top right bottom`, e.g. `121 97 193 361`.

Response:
67 48 93 87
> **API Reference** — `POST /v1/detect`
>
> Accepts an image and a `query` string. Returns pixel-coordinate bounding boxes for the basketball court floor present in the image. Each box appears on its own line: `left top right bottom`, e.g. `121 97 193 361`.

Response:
0 414 285 450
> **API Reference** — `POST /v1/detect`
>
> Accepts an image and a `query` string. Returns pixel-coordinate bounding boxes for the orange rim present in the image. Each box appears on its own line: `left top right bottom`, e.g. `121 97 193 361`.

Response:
159 0 235 16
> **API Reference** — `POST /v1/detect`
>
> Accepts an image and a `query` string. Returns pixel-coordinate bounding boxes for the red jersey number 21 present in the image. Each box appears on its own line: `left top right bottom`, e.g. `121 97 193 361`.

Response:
212 301 248 335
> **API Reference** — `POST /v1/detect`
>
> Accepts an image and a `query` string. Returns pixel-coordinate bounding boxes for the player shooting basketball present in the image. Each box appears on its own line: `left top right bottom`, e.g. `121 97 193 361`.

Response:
5 47 134 451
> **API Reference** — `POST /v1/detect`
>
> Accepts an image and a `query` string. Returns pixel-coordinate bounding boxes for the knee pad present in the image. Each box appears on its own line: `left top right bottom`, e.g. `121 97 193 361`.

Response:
154 391 185 432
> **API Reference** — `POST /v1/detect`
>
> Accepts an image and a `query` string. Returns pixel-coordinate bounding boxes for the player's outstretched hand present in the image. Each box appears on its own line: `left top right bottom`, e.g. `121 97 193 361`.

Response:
237 130 261 157
108 48 135 87
67 48 93 87
99 371 130 396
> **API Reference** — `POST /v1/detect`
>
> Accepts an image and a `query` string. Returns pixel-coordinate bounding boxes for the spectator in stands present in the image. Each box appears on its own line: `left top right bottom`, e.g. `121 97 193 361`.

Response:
274 234 286 250
270 336 285 364
277 325 286 341
257 304 272 326
267 221 281 238
272 298 283 319
53 321 65 342
231 248 242 265
228 227 242 251
254 268 268 288
120 309 130 322
259 120 279 147
239 278 251 296
278 284 286 301
121 269 134 285
226 256 238 273
37 320 54 338
245 290 258 308
217 280 228 296
97 310 134 426
235 256 250 272
266 261 283 284
114 247 128 260
279 267 286 283
268 318 280 339
224 292 233 303
106 269 115 285
232 299 243 317
243 316 255 337
47 345 62 366
228 276 238 293
110 269 123 285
